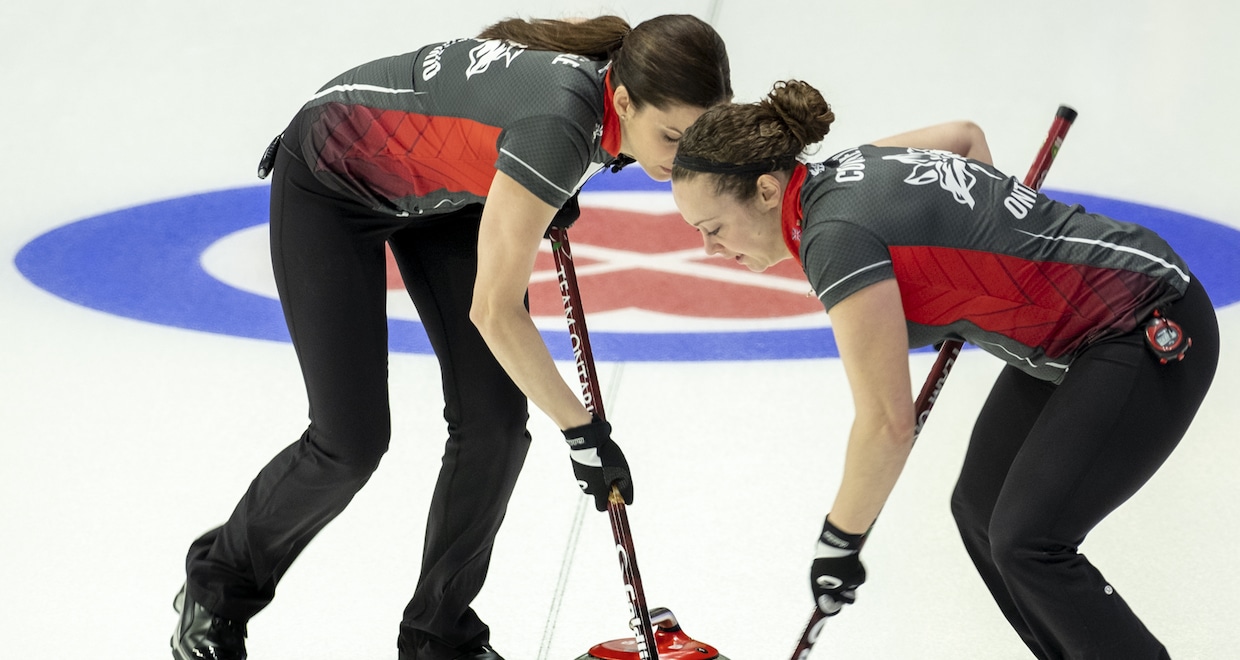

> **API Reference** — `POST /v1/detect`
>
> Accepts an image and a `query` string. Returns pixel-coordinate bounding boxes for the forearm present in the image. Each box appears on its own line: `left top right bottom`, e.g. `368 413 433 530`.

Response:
872 120 993 165
474 304 593 431
828 417 916 535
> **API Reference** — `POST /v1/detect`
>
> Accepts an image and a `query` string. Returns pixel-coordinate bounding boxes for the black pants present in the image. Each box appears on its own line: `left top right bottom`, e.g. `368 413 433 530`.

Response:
951 277 1218 659
185 146 533 658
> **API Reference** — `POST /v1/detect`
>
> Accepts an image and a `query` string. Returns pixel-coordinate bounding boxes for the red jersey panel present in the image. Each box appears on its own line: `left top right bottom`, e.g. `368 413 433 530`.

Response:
795 146 1190 381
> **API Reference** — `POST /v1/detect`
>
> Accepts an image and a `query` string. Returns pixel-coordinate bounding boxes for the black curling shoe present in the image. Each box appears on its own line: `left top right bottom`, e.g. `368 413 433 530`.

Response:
171 584 248 660
454 646 505 660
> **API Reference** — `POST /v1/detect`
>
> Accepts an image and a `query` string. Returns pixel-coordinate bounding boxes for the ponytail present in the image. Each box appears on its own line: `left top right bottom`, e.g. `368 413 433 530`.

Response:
477 16 630 61
479 14 731 111
673 80 835 198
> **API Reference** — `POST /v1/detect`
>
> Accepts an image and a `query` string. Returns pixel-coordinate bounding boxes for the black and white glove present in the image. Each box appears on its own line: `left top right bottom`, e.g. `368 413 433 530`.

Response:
811 516 867 616
562 416 633 511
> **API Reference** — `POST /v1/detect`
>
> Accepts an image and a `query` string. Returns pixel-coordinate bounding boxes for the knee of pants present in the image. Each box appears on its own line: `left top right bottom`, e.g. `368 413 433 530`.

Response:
986 516 1066 579
950 482 990 540
304 422 391 478
447 389 529 439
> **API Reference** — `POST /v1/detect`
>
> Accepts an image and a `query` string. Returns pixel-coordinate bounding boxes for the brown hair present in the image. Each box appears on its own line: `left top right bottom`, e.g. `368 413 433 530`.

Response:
479 14 732 110
673 80 835 198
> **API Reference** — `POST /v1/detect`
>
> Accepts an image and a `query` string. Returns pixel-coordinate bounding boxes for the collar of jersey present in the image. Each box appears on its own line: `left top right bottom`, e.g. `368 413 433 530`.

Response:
601 69 621 157
780 162 809 268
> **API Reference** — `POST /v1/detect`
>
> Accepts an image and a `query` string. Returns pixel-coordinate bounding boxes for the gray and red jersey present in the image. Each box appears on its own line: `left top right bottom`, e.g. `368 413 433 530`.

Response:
282 38 622 217
785 145 1190 382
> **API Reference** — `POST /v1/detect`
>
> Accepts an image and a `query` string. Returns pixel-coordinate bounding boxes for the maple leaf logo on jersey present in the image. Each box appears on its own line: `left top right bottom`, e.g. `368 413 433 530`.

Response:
882 148 1003 209
466 40 525 78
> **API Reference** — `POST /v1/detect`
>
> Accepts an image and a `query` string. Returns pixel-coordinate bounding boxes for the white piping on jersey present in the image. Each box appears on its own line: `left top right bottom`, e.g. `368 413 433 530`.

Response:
433 199 468 209
974 338 1071 372
498 148 573 197
308 83 425 102
1014 229 1191 283
574 161 607 195
817 260 893 302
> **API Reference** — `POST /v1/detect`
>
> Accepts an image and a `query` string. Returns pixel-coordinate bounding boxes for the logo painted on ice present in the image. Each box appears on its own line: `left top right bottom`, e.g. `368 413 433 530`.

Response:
14 167 1240 361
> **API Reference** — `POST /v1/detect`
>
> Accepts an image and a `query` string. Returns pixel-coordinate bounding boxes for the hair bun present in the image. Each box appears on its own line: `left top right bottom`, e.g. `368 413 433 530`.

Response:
765 80 835 149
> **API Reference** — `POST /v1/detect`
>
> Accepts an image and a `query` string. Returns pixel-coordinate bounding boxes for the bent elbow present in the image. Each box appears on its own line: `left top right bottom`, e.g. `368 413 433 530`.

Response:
954 120 992 164
956 119 985 139
470 295 528 345
857 407 917 452
870 410 917 453
469 298 497 339
883 416 917 451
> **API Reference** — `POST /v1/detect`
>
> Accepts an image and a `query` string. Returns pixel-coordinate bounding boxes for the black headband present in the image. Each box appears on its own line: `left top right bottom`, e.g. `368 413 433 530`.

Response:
673 153 796 176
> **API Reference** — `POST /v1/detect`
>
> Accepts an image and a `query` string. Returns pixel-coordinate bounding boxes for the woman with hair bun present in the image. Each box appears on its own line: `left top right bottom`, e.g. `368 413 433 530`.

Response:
672 80 1215 659
171 14 731 660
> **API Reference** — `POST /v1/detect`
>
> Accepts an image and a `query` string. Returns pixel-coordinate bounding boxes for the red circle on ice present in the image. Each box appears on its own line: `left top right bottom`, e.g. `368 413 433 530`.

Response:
385 207 822 319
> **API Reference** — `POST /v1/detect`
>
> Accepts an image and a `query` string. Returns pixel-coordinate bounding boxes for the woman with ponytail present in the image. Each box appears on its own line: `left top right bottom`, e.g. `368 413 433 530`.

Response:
171 15 731 660
672 81 1215 659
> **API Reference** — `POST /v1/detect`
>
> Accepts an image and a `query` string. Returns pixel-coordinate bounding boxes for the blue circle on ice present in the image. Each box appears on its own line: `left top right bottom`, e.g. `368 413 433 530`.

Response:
14 168 1240 360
